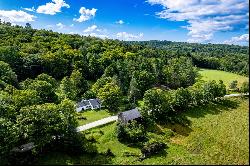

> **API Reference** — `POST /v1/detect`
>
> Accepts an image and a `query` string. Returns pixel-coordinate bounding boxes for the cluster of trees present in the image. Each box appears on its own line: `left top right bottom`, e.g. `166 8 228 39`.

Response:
0 95 82 162
0 72 89 164
126 40 249 76
142 80 227 122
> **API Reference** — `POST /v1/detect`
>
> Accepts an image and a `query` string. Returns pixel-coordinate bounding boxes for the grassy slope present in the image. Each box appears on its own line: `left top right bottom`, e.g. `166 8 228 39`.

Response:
37 97 249 165
198 68 248 88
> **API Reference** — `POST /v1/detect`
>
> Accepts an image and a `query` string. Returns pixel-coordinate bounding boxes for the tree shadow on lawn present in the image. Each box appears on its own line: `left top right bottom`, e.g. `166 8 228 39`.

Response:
36 151 114 165
157 98 240 137
158 118 193 137
184 98 240 119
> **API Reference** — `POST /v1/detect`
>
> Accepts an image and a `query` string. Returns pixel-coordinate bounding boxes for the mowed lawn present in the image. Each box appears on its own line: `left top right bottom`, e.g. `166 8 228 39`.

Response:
77 109 112 126
37 97 249 165
198 68 248 88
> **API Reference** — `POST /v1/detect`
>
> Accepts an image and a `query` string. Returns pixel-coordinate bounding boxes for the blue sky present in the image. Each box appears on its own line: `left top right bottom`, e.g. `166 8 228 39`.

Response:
0 0 249 45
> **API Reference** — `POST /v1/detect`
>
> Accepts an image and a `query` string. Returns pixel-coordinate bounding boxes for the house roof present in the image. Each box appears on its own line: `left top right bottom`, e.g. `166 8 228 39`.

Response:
76 98 101 108
89 99 101 107
11 142 35 152
119 108 141 122
76 100 90 107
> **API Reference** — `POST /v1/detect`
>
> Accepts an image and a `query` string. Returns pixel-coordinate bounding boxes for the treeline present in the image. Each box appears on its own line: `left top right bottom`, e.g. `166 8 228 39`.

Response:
0 22 248 85
125 40 249 76
142 80 227 123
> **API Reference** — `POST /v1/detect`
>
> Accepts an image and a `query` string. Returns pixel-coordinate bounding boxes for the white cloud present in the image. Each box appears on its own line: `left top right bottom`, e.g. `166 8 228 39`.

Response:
147 0 249 43
84 32 108 39
73 7 97 22
223 34 249 45
116 20 124 24
23 7 35 12
37 0 70 15
0 10 36 23
70 24 74 27
83 25 97 33
45 24 54 29
56 22 65 29
83 25 108 38
116 32 143 40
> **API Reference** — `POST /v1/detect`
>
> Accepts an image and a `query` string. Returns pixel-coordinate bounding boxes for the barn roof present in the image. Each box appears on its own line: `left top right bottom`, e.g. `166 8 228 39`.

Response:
120 108 141 122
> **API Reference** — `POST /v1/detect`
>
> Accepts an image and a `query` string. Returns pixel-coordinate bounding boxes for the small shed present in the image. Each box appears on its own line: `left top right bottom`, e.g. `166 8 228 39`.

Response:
118 108 141 124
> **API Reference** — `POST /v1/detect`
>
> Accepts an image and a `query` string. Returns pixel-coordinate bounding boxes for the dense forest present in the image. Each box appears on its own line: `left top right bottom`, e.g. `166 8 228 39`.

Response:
0 21 249 164
125 40 249 76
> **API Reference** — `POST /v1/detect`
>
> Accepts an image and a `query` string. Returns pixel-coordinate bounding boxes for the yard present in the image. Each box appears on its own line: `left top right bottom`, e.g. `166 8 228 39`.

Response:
37 97 249 165
77 109 112 126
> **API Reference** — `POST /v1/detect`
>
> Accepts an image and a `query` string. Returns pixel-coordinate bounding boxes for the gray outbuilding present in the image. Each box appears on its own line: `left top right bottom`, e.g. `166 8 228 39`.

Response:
118 108 141 124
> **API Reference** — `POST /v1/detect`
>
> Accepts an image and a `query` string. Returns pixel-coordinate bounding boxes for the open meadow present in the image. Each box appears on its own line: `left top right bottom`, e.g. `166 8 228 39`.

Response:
37 97 249 165
198 69 248 89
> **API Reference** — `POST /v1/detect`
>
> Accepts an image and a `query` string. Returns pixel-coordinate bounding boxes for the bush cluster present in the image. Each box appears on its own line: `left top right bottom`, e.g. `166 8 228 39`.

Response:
240 81 249 93
116 120 147 144
140 141 167 159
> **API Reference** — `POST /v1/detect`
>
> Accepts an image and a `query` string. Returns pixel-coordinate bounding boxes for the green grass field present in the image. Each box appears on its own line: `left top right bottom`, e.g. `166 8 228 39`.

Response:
37 97 249 165
198 68 248 88
77 109 112 126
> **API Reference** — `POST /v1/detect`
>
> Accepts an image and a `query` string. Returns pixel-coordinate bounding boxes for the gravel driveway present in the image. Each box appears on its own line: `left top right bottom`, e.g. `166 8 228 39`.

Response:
76 115 118 132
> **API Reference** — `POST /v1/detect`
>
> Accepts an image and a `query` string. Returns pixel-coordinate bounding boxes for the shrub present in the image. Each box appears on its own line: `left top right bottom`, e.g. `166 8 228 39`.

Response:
105 148 115 157
229 80 238 90
116 121 147 143
140 141 167 159
240 82 249 93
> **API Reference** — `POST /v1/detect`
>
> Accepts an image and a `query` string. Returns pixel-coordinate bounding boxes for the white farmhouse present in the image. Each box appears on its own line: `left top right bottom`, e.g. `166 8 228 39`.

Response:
76 98 102 112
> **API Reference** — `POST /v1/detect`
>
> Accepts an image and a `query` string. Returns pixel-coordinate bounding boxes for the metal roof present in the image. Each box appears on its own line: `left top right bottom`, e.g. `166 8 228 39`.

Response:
119 108 141 122
11 142 35 152
76 100 90 107
89 99 100 107
76 99 101 108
